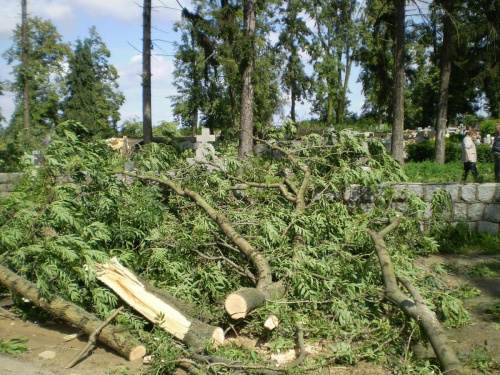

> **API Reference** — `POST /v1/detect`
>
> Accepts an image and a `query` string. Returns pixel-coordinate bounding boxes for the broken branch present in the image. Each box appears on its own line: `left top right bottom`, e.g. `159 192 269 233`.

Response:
367 217 464 375
66 306 124 368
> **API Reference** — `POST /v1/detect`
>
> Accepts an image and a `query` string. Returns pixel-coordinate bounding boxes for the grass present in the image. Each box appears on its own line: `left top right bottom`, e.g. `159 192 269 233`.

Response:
0 338 28 354
403 161 495 183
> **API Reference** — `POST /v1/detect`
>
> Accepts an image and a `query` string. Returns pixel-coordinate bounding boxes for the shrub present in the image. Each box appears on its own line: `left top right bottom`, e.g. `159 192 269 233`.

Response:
406 140 494 163
480 118 500 137
0 143 25 172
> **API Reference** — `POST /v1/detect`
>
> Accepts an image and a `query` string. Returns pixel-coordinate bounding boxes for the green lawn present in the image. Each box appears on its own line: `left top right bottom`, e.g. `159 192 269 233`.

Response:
403 161 496 183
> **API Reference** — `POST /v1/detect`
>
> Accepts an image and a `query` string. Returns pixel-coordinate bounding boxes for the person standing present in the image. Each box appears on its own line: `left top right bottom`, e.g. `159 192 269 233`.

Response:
493 123 500 183
462 128 478 182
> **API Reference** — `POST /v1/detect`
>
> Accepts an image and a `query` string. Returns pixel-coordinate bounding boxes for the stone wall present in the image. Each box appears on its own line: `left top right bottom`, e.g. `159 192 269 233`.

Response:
0 173 24 198
2 171 499 234
343 182 500 235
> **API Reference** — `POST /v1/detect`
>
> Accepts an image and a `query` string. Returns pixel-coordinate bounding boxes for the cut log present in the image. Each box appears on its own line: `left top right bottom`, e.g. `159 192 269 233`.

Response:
264 315 279 330
225 281 285 320
0 263 146 361
95 257 224 349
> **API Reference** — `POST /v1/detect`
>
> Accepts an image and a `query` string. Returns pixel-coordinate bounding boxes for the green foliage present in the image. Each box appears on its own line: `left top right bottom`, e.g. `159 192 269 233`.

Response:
0 338 28 354
464 349 499 374
480 118 500 137
62 27 124 138
0 143 26 172
0 128 474 374
490 299 500 322
2 17 70 145
406 140 494 164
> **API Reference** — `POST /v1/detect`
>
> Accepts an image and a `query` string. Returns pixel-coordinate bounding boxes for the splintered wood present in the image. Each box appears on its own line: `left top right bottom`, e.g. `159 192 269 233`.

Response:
95 257 224 347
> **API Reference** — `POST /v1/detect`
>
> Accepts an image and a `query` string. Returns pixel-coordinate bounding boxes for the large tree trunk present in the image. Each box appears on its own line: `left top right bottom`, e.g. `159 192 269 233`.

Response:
95 258 224 349
142 0 153 145
367 218 464 375
21 0 30 140
337 53 353 126
434 0 455 165
0 263 146 361
238 0 256 161
391 0 406 164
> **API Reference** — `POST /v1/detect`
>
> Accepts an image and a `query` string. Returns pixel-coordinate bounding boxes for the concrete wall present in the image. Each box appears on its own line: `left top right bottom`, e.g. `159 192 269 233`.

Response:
343 182 500 235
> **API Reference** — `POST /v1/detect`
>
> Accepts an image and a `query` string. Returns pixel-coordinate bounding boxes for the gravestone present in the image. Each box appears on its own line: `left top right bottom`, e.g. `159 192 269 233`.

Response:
187 128 222 170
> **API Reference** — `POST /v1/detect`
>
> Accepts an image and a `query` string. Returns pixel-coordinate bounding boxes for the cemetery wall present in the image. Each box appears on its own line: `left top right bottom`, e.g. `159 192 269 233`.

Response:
343 183 500 235
1 172 499 234
0 173 24 198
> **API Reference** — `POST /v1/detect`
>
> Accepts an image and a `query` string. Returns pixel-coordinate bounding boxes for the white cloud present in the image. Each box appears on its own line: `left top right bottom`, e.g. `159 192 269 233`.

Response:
0 0 184 38
116 53 176 124
0 2 22 38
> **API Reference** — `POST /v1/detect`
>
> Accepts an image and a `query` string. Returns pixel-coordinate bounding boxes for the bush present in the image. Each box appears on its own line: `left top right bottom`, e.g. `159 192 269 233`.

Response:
480 118 500 137
0 143 25 172
406 140 494 163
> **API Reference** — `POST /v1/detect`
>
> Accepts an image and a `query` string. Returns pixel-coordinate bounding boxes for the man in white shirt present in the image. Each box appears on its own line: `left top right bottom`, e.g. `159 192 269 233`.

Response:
462 128 478 182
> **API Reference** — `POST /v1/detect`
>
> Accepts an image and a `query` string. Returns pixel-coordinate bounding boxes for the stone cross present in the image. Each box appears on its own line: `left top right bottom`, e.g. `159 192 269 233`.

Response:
195 127 216 146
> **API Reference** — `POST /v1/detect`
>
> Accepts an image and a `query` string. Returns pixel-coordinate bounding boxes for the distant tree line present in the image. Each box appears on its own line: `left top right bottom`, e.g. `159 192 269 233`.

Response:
1 2 123 149
1 0 499 164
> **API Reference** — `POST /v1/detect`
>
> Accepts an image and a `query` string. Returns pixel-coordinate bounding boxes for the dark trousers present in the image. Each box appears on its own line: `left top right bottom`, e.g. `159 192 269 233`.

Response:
462 162 478 182
495 155 500 183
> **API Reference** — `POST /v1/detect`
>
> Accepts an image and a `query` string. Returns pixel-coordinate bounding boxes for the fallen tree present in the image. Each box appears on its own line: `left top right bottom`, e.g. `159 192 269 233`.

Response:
367 217 464 375
0 126 470 373
0 263 146 361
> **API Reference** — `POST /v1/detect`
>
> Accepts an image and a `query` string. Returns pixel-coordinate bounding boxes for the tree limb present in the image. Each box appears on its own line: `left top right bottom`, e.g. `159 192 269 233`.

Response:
367 218 464 375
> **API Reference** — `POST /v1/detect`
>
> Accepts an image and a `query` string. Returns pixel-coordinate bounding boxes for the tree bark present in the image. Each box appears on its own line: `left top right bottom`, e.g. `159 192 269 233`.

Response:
391 0 406 164
434 0 455 165
238 0 256 161
367 217 464 375
0 263 146 361
95 258 224 349
142 0 153 145
21 0 30 140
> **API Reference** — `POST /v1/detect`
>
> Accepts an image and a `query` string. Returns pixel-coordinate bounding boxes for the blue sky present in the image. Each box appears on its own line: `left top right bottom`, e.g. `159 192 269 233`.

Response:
0 0 364 130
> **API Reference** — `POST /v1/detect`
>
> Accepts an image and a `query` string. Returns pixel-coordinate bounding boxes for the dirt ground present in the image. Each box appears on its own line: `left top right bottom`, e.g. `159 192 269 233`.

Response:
1 253 499 375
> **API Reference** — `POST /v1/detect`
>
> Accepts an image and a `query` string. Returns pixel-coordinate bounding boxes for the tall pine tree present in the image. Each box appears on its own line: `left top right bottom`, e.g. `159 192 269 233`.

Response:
62 27 124 138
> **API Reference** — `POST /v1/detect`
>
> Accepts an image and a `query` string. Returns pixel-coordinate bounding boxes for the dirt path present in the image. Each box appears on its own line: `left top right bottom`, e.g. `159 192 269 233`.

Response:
0 298 143 375
416 254 500 373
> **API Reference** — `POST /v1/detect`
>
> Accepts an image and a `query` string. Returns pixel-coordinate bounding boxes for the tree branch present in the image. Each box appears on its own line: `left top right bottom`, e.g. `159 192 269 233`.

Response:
367 218 464 375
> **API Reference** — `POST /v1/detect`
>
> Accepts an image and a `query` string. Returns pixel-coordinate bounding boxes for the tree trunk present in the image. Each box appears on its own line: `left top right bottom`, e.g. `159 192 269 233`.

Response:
0 263 146 361
192 109 198 137
391 0 406 164
225 281 285 319
434 0 454 165
142 0 153 145
95 258 224 349
327 92 335 125
367 218 464 375
21 0 30 140
290 86 296 123
238 0 256 161
337 51 353 126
